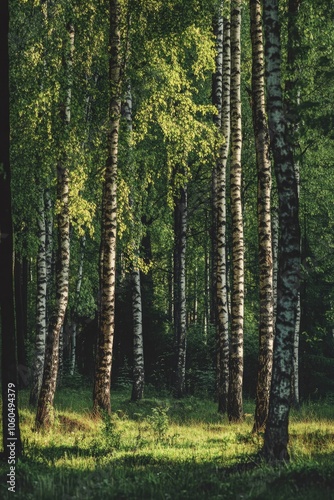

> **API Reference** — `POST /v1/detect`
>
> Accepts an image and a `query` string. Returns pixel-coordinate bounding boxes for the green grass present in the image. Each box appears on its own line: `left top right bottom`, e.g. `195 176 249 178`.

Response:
1 387 334 499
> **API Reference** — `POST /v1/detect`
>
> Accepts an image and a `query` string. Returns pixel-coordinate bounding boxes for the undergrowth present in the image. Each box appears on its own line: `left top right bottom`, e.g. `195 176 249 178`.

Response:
0 388 333 499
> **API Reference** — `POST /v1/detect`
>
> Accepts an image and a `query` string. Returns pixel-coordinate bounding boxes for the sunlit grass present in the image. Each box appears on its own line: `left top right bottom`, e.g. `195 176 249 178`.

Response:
0 387 334 499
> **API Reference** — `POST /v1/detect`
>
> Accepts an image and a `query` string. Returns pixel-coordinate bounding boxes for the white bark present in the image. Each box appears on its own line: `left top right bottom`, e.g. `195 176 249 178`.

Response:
131 268 145 400
93 0 122 414
30 190 48 406
36 23 74 428
124 82 145 401
213 2 231 415
70 234 85 375
228 0 244 422
174 185 187 398
250 0 274 433
263 0 301 462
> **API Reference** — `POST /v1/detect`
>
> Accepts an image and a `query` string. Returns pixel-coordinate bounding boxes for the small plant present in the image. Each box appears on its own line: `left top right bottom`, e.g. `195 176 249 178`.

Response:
147 404 170 442
134 424 149 449
101 411 121 450
90 411 121 456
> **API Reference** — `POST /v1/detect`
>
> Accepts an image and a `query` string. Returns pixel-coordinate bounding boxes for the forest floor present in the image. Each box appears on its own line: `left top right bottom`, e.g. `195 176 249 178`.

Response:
0 385 334 499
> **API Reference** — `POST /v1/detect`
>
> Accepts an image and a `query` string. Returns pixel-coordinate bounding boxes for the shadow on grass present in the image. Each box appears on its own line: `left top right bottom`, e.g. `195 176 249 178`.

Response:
0 450 332 500
22 444 97 463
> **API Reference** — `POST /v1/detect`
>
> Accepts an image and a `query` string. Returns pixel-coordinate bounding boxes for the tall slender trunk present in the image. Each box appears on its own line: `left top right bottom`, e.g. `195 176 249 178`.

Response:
250 0 274 433
262 0 300 463
0 0 23 458
93 0 122 414
58 325 64 385
271 202 279 325
30 191 48 406
213 3 231 415
293 294 300 405
173 185 188 398
168 252 174 325
228 0 244 422
70 234 86 375
286 0 302 408
131 268 145 400
193 264 198 325
124 83 145 401
45 187 54 308
36 23 74 429
204 239 210 339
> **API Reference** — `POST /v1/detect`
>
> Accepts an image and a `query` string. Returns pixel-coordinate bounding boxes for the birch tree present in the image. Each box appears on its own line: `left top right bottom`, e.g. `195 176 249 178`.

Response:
93 0 122 414
250 0 274 433
123 83 145 401
213 1 231 415
36 22 74 428
173 184 188 398
69 234 86 375
30 191 48 406
27 1 54 406
262 0 301 462
286 0 302 408
228 0 244 423
131 267 145 400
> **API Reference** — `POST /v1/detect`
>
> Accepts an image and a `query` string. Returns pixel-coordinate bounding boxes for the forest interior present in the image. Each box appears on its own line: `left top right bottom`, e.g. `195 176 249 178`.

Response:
1 0 334 498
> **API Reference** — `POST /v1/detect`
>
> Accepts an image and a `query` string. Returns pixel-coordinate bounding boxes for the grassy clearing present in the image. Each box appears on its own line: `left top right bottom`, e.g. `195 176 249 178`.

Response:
1 387 334 499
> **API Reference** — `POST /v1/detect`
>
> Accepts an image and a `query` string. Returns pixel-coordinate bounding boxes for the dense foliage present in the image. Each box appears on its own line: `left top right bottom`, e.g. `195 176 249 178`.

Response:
1 0 334 464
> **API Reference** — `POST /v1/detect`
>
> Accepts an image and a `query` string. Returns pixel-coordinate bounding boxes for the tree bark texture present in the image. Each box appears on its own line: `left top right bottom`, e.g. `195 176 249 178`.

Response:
213 4 231 415
271 202 279 326
93 0 122 415
228 0 244 423
131 268 145 401
70 234 85 375
45 187 54 305
35 23 74 429
204 243 210 339
0 0 23 458
124 83 145 401
173 185 188 398
30 191 48 406
263 0 301 463
286 0 302 408
250 0 274 433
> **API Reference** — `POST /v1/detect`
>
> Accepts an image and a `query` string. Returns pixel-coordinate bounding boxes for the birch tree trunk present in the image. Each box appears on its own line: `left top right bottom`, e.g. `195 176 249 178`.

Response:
213 3 231 415
286 0 302 408
30 2 53 404
168 252 174 325
93 0 122 415
124 83 145 401
70 234 85 375
58 328 64 385
228 0 244 423
193 264 198 325
250 0 274 433
173 185 188 398
204 242 210 339
263 0 301 462
36 23 74 429
0 0 23 458
30 190 48 406
45 187 54 303
272 202 279 326
131 268 145 400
